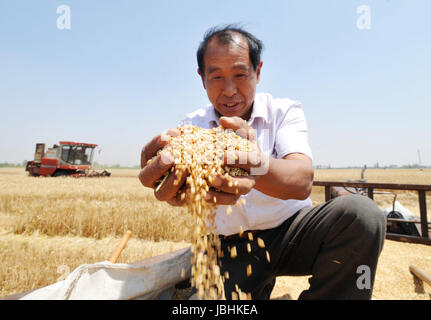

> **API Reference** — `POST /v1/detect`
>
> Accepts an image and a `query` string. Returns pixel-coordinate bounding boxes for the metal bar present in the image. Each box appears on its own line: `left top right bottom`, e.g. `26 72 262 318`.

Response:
324 186 331 202
418 191 429 238
368 187 374 200
313 181 431 191
386 233 431 245
387 218 431 226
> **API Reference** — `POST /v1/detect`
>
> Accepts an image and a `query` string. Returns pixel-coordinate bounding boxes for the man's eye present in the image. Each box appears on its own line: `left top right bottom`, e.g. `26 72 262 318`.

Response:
235 74 246 78
212 76 222 80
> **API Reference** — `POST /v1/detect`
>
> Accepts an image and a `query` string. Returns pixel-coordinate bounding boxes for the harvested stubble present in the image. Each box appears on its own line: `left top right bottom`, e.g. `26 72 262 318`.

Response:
152 125 257 300
2 167 430 299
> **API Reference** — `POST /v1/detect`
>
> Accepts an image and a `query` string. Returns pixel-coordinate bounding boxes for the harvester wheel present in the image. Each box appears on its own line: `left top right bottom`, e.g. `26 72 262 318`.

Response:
53 170 69 177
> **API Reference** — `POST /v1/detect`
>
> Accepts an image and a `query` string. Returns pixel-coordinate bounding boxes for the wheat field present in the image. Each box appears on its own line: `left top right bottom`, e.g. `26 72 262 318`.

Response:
1 167 430 299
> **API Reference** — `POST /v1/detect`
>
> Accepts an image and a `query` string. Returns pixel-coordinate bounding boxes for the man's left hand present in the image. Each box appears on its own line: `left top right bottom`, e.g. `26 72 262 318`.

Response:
204 116 267 206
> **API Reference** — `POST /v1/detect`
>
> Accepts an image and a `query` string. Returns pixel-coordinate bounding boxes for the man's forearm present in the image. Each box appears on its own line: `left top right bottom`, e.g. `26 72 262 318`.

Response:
253 156 314 200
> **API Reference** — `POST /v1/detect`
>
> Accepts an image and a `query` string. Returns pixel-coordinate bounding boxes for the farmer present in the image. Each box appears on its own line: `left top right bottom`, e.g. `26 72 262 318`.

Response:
139 25 386 299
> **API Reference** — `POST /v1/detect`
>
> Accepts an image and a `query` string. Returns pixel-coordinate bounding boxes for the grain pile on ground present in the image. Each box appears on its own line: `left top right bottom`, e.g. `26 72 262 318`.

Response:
152 125 256 300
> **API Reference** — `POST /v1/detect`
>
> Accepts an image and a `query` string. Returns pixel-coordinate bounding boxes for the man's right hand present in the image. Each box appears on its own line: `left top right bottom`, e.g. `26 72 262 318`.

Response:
139 128 189 206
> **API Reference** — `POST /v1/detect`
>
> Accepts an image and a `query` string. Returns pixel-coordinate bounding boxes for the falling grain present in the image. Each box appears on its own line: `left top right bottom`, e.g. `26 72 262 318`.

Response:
161 125 257 300
231 246 237 258
257 237 265 248
246 264 252 277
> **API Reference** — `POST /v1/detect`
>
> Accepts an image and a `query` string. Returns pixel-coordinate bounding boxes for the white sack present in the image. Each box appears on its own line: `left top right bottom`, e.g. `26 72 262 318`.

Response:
20 247 192 300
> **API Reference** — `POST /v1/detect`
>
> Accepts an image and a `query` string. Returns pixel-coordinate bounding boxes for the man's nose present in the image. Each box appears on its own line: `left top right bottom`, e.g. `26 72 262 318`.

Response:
222 78 237 97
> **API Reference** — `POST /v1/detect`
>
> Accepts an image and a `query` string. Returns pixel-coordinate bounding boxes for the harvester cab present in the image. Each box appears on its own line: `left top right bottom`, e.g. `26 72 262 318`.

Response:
26 141 110 177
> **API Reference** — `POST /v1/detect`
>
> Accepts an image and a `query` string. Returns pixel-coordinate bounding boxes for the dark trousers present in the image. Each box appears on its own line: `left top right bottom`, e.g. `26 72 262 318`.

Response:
219 194 387 300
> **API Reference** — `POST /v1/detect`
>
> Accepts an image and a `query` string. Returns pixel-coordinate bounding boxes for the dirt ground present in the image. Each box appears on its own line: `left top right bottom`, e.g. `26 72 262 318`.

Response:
270 239 431 300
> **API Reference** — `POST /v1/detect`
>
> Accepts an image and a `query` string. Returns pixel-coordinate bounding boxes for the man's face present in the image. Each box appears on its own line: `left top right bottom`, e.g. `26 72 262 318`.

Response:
198 34 262 121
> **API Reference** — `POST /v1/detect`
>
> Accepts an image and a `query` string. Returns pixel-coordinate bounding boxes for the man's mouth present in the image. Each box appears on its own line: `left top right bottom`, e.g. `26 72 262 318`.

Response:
222 102 241 108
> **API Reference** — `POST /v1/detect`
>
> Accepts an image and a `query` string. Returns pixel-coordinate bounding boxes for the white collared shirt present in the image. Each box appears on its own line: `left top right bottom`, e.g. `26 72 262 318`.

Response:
180 92 313 236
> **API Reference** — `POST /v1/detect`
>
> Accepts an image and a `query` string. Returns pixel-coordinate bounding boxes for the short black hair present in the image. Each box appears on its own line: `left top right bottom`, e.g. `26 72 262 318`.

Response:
197 24 264 77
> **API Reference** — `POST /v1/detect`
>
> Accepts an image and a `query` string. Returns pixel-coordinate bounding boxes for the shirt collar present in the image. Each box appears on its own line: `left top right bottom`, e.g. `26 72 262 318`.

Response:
248 95 268 125
207 94 268 128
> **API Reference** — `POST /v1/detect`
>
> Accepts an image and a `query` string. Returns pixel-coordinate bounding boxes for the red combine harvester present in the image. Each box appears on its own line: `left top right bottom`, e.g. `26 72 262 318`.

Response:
25 141 110 177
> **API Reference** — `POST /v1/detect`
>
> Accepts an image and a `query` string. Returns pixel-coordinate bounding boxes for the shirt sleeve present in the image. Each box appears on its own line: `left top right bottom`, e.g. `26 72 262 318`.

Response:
274 102 313 160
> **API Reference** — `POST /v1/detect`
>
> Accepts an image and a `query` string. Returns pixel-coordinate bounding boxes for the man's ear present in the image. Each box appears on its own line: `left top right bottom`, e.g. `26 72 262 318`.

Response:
256 61 263 84
197 68 206 89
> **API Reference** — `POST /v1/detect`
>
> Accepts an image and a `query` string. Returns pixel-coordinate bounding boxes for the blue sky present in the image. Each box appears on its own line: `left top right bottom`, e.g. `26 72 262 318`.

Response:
1 0 430 167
